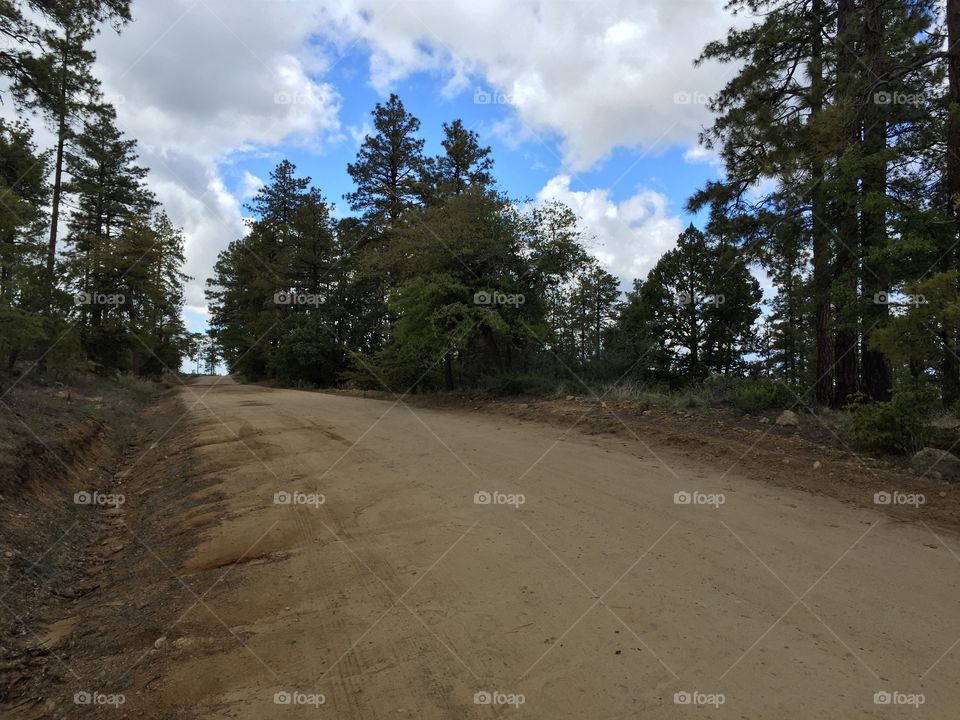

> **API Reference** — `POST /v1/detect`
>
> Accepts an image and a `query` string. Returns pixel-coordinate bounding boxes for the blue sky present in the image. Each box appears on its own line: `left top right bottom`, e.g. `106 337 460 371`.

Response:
219 81 719 223
64 0 745 337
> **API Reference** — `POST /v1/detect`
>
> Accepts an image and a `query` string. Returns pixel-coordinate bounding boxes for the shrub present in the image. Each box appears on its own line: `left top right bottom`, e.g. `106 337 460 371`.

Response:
842 387 937 455
482 374 557 397
730 380 796 415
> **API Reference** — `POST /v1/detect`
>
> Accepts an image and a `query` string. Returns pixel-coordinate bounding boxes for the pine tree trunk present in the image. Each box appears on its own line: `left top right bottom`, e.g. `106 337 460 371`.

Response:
810 0 834 405
832 0 861 407
46 46 69 308
943 0 960 406
443 354 454 391
860 0 892 401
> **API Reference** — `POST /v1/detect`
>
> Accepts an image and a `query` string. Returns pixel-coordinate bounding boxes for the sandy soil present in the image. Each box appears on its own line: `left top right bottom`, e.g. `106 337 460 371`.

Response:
11 376 960 718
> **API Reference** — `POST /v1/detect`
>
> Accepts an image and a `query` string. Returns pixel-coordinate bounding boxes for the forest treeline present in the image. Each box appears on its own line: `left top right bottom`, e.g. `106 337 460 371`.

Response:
1 0 189 377
206 103 762 397
691 0 959 410
209 0 960 422
3 0 959 446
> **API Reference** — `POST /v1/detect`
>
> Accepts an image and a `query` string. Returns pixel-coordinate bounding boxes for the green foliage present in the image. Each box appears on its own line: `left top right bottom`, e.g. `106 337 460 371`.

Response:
207 99 772 399
0 1 188 382
842 387 938 455
691 0 945 406
729 379 796 415
0 300 46 369
345 93 425 226
870 272 960 388
608 224 761 384
481 373 558 397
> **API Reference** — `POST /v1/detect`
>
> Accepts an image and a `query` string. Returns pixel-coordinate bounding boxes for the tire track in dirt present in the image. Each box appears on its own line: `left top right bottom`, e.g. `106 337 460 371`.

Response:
79 377 960 718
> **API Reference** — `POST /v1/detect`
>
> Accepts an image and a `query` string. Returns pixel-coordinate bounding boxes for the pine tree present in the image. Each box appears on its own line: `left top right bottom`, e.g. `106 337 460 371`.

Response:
1 0 129 99
345 94 425 228
14 0 102 302
63 108 156 368
692 0 941 405
569 261 620 363
0 120 48 304
0 119 48 369
639 225 760 382
421 119 494 204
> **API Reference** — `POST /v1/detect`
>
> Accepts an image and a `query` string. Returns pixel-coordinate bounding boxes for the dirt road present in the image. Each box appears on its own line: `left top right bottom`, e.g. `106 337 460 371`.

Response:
129 377 960 718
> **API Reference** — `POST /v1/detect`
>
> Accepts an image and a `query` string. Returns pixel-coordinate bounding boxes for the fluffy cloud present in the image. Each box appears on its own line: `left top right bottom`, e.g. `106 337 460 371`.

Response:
142 150 247 312
26 0 733 312
86 1 344 308
315 0 736 169
95 2 341 157
683 145 722 168
537 175 683 287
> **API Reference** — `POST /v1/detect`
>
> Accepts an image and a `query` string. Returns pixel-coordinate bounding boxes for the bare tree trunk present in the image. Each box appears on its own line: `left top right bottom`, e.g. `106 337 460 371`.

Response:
860 0 891 401
943 0 960 406
810 0 835 405
46 45 69 309
832 0 861 407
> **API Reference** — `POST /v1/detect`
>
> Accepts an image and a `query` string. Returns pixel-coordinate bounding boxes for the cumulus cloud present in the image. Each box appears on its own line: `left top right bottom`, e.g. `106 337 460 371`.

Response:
683 145 722 168
95 4 342 158
21 0 732 314
315 0 736 169
141 149 247 310
537 175 684 288
238 171 265 201
84 0 344 308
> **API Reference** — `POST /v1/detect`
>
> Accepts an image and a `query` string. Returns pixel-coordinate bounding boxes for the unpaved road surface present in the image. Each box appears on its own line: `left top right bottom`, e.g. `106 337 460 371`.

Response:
134 377 960 718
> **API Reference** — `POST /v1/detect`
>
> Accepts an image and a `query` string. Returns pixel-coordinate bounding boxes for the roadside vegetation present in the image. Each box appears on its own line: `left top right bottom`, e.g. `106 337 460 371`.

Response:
0 0 191 497
1 1 191 389
207 0 960 460
0 0 957 465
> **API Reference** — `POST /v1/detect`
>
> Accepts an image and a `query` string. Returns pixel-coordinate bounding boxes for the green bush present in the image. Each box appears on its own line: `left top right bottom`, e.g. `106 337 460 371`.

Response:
482 374 558 397
842 387 937 454
730 380 796 414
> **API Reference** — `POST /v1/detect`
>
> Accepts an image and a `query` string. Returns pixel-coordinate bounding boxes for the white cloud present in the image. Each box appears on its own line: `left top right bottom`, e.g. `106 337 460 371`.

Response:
141 150 247 309
315 0 738 170
95 4 342 158
239 171 264 201
16 0 735 319
81 0 344 311
536 175 683 287
682 145 721 168
347 121 373 147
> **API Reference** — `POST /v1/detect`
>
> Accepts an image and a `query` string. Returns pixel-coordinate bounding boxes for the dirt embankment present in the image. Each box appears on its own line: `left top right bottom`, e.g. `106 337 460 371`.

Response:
0 379 214 719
